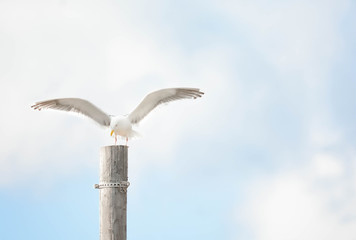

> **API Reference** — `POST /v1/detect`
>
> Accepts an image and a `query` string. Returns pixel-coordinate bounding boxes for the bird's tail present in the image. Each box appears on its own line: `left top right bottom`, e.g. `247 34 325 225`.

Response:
128 129 141 139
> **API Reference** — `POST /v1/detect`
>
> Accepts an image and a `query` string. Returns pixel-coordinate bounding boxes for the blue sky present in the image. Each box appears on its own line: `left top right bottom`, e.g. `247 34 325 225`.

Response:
1 0 355 239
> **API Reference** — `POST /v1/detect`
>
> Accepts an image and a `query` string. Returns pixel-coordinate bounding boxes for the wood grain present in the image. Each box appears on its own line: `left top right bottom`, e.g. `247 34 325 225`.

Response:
99 145 128 240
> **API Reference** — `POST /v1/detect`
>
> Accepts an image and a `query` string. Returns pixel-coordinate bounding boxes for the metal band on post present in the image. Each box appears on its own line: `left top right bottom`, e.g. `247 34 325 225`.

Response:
94 181 130 192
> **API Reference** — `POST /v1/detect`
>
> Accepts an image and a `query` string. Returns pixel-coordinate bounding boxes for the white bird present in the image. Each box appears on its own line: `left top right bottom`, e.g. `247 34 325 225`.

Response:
31 88 204 145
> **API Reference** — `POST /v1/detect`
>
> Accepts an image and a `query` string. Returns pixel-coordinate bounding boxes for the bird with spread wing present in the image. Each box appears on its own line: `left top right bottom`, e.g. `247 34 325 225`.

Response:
31 88 204 145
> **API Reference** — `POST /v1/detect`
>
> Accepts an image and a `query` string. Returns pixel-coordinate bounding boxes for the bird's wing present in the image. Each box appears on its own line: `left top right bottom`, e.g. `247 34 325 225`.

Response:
31 98 111 126
128 88 204 124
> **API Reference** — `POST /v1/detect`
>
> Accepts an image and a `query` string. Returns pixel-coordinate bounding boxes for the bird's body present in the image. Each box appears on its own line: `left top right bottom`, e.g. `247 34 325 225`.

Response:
31 88 204 145
110 117 132 138
110 116 139 143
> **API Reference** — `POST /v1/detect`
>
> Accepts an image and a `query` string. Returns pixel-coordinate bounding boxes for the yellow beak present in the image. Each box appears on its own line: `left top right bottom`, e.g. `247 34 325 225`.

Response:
110 130 115 136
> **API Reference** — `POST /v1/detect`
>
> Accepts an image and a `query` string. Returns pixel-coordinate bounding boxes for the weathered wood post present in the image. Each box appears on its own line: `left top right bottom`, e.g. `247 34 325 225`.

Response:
95 145 129 240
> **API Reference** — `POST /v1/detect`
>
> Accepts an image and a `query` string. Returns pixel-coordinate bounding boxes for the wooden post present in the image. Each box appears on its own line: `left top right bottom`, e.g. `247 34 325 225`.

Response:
95 145 129 240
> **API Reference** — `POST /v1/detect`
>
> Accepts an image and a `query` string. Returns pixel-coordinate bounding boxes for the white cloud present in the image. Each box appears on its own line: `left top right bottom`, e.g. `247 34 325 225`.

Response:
225 3 355 235
235 107 355 239
312 153 344 178
215 0 349 75
237 168 356 240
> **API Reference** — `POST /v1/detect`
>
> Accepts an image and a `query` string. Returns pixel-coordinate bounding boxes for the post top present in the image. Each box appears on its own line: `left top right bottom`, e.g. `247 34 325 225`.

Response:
101 145 128 148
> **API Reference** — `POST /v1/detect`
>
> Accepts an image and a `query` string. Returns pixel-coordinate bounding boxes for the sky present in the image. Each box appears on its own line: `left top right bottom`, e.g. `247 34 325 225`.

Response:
0 0 355 239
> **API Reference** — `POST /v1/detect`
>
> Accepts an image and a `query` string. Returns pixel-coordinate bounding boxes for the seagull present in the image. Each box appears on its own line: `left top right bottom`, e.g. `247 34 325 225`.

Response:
31 88 204 145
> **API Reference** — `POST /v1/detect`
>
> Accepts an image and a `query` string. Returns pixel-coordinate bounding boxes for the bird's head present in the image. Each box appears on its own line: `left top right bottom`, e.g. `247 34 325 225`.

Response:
110 118 119 136
110 126 119 137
